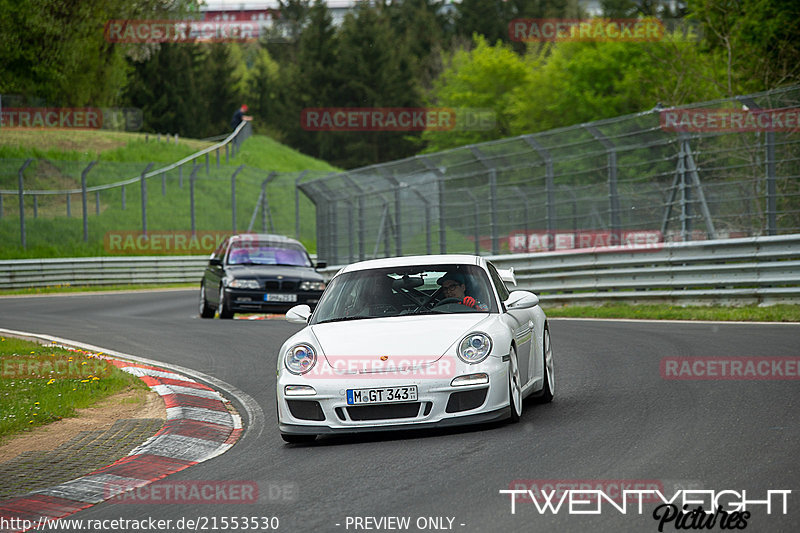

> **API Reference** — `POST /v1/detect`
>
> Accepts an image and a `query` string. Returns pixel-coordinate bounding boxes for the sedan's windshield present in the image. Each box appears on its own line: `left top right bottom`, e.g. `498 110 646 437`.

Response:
311 264 496 324
227 242 311 267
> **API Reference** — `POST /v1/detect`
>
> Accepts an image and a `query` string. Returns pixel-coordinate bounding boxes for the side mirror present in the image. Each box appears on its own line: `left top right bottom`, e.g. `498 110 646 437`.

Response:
505 291 539 310
315 261 327 269
209 257 223 267
286 304 312 324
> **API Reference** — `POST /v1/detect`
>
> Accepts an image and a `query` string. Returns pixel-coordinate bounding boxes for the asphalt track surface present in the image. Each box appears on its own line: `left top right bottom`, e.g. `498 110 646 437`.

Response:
1 289 798 533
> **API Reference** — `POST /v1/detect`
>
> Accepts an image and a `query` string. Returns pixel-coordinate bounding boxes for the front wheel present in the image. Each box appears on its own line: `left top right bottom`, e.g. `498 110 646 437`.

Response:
508 345 522 423
199 284 214 318
534 326 555 403
218 285 234 319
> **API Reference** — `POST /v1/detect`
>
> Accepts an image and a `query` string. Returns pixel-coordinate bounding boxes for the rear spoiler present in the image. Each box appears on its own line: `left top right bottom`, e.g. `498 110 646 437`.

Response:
497 267 517 286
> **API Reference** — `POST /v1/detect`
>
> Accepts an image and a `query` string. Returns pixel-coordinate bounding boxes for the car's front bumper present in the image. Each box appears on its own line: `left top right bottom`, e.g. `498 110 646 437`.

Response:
277 357 510 435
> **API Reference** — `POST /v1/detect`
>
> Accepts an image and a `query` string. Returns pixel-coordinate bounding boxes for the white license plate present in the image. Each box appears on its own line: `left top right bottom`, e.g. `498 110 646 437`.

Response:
263 293 297 302
346 386 418 405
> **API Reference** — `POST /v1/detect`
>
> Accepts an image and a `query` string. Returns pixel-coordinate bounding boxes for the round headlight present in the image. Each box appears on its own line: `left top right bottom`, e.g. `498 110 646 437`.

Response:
458 333 492 364
284 343 317 375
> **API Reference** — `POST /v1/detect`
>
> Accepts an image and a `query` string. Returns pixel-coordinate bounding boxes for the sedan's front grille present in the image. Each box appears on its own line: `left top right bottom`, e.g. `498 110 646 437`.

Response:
347 403 421 421
263 280 298 292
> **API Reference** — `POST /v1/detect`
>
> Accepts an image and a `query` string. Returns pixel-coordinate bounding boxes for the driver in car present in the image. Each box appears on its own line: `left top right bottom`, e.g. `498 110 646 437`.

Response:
437 272 489 311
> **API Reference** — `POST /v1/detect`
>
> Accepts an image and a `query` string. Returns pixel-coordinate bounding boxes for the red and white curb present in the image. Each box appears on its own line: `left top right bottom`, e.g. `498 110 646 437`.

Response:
0 331 244 533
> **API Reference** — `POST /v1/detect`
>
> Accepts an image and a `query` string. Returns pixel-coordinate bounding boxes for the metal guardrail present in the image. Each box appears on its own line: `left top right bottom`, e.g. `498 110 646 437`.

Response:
1 236 798 306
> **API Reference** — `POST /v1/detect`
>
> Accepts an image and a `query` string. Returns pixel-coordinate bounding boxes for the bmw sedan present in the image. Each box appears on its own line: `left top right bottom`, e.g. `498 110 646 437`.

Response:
199 234 326 319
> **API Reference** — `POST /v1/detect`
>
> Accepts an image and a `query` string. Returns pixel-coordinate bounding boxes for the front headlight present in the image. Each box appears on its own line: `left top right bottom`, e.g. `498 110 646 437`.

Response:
284 343 317 374
228 279 260 289
458 332 492 364
299 281 326 291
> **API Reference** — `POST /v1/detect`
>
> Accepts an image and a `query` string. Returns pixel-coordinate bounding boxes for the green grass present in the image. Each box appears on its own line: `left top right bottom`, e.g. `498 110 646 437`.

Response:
0 336 147 441
546 303 800 322
0 131 339 259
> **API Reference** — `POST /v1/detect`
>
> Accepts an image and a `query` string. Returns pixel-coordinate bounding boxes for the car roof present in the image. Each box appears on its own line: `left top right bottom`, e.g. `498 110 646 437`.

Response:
337 254 484 275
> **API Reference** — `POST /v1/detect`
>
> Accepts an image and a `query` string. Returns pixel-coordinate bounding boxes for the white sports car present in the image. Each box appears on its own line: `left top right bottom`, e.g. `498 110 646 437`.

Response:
276 254 555 443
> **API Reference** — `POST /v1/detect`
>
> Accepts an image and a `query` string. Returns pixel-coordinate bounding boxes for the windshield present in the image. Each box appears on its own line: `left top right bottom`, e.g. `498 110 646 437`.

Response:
226 242 311 267
310 264 496 324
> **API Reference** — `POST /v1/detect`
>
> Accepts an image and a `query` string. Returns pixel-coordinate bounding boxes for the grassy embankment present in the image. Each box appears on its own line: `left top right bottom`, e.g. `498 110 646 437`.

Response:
0 336 147 442
0 130 337 259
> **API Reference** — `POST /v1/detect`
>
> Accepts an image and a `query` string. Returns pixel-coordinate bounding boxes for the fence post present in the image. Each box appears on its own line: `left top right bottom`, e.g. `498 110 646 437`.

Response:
469 146 499 255
0 194 3 219
231 165 244 232
178 165 183 189
522 135 555 250
225 144 229 164
465 190 480 255
18 159 32 249
96 191 100 215
261 172 277 233
67 194 71 217
121 185 126 210
162 172 166 196
140 162 154 236
205 153 209 176
585 125 621 243
418 156 446 253
216 148 220 168
294 171 309 239
33 195 38 218
81 161 97 243
190 164 198 235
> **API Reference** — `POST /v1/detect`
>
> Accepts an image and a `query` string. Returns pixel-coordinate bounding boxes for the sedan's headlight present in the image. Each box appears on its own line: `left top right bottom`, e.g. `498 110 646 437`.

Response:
458 333 492 364
284 343 317 374
299 281 326 291
228 279 260 289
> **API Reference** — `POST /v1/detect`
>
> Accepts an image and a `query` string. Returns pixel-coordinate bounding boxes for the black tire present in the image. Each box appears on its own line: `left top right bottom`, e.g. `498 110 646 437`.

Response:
508 345 522 423
199 284 214 319
534 326 555 404
281 433 317 444
218 285 234 319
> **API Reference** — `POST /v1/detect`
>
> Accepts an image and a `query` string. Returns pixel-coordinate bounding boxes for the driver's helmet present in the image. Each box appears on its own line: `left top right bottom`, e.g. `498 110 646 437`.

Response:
437 271 467 289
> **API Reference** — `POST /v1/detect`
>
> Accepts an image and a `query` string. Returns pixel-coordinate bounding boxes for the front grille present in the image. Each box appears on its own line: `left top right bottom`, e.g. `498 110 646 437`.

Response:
265 281 280 290
445 388 488 413
287 400 325 421
282 281 297 291
347 403 421 421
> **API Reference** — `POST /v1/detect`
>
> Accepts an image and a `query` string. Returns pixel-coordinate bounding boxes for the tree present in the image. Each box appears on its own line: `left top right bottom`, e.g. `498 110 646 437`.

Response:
422 36 528 152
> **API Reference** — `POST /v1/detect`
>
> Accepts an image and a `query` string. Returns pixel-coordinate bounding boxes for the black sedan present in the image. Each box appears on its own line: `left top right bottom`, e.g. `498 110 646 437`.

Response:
199 234 327 319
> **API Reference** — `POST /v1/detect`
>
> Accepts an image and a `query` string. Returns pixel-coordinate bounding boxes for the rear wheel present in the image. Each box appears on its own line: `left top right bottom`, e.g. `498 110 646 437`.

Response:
508 345 522 423
534 326 555 403
199 284 214 318
281 433 317 444
218 285 234 319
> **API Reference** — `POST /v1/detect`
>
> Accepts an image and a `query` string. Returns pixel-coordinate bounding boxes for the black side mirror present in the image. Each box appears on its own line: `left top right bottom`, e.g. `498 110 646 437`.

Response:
209 257 223 267
315 261 327 269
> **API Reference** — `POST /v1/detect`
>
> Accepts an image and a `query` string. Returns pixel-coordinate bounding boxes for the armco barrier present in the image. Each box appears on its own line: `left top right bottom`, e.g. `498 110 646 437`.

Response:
1 235 799 305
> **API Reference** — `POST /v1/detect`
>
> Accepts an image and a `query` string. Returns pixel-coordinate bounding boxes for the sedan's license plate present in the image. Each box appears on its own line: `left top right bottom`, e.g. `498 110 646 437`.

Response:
346 386 418 405
263 293 297 302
